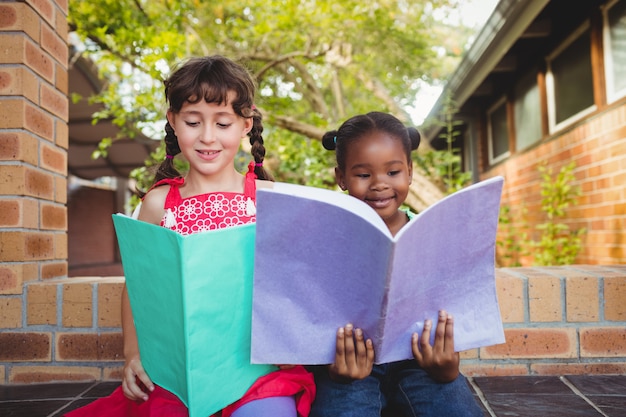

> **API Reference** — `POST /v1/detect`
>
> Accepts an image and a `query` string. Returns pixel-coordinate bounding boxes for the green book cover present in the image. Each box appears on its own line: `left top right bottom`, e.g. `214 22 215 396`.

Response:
112 214 275 417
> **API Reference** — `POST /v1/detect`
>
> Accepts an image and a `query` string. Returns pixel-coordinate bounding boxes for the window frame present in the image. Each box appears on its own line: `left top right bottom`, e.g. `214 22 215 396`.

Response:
603 0 626 103
487 96 510 166
545 21 597 133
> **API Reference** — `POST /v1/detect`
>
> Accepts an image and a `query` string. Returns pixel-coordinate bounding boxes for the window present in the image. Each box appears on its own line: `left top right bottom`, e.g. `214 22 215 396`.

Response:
546 23 596 132
487 97 509 165
604 0 626 102
514 69 542 151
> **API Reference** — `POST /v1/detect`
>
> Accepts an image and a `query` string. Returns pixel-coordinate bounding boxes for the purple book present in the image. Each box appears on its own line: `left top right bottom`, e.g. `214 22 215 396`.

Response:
251 177 506 365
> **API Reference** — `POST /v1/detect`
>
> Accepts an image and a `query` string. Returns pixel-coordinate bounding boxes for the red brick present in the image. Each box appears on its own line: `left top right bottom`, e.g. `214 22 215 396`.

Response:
0 66 38 101
566 276 599 322
495 271 525 322
25 101 55 140
0 198 38 228
41 202 66 230
41 143 67 174
528 275 561 322
460 363 529 377
25 167 54 199
41 261 66 279
57 332 124 361
0 132 39 164
0 265 22 294
98 281 124 328
40 82 68 120
62 282 92 327
9 366 100 383
28 0 55 25
26 283 57 325
55 117 68 149
481 328 577 359
24 37 54 82
532 362 626 375
580 327 626 357
0 4 40 40
605 277 626 321
0 332 51 360
0 297 22 328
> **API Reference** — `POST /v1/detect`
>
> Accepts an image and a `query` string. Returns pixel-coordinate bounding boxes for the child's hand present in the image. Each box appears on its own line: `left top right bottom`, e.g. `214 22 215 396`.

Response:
328 323 375 383
411 310 460 383
276 364 296 370
122 354 154 402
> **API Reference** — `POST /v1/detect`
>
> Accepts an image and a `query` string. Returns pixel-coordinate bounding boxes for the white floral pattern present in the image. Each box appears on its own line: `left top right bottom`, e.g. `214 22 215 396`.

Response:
161 192 256 236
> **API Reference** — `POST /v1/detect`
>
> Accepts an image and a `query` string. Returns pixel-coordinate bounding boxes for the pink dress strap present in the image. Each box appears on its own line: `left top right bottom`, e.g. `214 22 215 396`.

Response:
244 161 257 201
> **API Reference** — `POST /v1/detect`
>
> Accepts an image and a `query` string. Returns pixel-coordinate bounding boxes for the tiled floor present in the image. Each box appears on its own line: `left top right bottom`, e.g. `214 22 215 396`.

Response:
0 375 625 416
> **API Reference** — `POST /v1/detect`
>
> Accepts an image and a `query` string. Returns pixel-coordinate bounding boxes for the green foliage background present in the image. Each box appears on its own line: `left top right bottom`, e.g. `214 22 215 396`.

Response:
68 0 475 192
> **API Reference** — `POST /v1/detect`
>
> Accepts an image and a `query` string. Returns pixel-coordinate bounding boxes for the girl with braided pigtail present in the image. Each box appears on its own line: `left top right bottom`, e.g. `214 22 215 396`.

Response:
66 55 314 417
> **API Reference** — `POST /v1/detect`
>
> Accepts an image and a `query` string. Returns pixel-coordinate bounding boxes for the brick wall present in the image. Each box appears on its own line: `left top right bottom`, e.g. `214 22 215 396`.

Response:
0 265 624 383
0 0 71 382
487 103 626 265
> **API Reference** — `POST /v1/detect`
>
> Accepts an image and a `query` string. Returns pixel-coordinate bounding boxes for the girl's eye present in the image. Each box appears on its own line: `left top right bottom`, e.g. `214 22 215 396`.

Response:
389 170 401 176
217 123 232 128
356 173 370 178
185 121 200 127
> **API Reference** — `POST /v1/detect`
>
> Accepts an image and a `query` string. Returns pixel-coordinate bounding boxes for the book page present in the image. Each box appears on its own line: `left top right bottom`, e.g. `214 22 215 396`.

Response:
380 176 505 362
251 186 394 364
251 177 505 365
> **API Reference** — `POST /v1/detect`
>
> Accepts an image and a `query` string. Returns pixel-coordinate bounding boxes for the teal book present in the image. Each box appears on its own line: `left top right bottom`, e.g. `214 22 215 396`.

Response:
112 214 276 417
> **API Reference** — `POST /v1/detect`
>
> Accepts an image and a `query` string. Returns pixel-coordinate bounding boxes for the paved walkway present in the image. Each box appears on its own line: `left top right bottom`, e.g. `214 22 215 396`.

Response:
0 374 625 416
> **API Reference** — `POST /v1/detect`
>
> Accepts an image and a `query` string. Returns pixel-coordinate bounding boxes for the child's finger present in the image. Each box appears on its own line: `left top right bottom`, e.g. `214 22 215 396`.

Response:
433 310 448 352
444 314 455 352
334 326 346 364
411 332 422 361
366 338 375 365
354 328 367 366
421 319 433 346
342 324 356 366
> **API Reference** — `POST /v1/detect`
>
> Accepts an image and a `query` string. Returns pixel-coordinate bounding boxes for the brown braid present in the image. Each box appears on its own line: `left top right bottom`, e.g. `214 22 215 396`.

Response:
248 107 274 181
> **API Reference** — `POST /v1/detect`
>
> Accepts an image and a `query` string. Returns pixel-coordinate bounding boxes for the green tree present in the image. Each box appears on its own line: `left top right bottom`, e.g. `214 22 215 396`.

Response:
68 0 474 203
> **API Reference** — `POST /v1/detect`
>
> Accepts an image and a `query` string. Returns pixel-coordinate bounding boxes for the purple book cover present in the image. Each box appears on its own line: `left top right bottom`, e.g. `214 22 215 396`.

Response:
251 177 505 365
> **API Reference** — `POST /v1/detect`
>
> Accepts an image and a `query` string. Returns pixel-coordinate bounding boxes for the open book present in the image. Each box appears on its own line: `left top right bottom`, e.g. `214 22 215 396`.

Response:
251 176 506 365
112 215 275 417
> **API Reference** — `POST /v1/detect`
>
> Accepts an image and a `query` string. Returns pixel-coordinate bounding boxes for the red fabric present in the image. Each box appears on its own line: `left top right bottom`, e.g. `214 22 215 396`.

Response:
63 367 315 417
221 366 316 417
63 385 188 417
154 162 258 235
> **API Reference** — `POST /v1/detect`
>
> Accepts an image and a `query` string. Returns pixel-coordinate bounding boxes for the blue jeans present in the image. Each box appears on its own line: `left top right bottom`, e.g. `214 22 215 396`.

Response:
309 361 484 417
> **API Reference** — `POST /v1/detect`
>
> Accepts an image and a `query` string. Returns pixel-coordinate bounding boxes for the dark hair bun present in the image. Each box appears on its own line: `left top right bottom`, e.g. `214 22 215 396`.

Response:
322 131 338 150
408 127 421 151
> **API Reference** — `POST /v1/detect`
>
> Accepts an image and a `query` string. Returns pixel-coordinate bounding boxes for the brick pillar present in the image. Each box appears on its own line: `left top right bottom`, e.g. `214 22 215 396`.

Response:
0 0 69 380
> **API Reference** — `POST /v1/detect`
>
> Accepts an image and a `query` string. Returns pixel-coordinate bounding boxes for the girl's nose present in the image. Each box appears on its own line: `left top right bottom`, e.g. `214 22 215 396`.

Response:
370 176 389 191
199 127 216 143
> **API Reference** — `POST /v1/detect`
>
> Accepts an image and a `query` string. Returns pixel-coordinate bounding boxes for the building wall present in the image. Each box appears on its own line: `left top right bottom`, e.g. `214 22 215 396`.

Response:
486 101 626 265
0 0 70 382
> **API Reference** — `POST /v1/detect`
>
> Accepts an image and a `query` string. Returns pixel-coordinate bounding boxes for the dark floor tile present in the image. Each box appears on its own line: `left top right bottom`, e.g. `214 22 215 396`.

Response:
565 375 626 396
473 375 571 394
81 381 120 398
0 399 71 417
0 383 94 401
485 393 605 416
49 398 99 417
590 396 626 417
